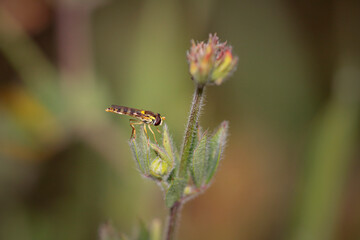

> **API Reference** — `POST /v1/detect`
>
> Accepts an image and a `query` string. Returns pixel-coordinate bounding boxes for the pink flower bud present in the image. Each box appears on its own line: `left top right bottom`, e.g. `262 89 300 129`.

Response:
211 48 238 85
187 33 238 86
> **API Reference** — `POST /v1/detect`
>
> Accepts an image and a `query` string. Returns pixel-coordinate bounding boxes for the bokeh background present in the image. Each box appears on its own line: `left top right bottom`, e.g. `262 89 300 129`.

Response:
0 0 359 239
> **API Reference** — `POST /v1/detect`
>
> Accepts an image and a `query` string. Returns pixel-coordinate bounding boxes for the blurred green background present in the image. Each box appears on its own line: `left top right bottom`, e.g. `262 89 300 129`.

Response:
0 0 359 239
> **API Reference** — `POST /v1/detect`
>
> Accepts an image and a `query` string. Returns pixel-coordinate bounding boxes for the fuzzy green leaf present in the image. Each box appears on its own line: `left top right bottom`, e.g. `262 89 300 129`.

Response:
197 124 203 141
150 143 172 166
165 178 187 208
205 121 229 184
191 132 208 187
178 122 199 180
166 168 176 183
162 124 178 166
129 128 151 175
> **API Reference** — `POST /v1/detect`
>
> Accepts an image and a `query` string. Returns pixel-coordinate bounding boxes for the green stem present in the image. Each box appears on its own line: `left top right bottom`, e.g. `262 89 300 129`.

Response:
165 85 205 240
178 85 205 177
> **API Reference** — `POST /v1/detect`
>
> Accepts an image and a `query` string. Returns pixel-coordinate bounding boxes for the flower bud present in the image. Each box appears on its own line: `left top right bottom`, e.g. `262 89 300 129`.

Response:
150 157 169 179
187 33 238 87
187 38 216 86
183 186 194 196
211 48 238 85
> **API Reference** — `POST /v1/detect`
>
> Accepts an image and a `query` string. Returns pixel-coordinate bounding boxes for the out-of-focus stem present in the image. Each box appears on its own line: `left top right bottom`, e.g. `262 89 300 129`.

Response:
165 201 181 240
55 2 95 85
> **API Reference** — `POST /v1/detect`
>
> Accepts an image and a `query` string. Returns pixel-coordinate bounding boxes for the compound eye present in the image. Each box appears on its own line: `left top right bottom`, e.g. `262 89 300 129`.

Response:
154 114 162 126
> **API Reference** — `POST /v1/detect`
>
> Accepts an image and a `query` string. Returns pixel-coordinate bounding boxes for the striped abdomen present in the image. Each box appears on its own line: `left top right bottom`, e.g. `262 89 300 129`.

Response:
106 105 146 117
105 105 159 125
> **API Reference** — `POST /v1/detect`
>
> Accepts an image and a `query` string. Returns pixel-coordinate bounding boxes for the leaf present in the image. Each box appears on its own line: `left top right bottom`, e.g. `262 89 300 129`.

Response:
162 124 177 166
197 124 203 141
165 178 187 208
137 218 150 240
190 132 208 187
166 167 176 184
149 143 172 167
149 219 162 240
205 121 229 184
129 139 142 172
129 128 151 174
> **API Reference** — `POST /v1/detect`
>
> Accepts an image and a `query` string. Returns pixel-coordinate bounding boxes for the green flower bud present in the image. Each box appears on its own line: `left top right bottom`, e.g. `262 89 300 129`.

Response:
150 157 169 179
183 186 194 196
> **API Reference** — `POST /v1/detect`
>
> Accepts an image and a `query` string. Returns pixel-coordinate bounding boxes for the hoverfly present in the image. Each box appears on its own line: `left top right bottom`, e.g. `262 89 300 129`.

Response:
105 105 165 143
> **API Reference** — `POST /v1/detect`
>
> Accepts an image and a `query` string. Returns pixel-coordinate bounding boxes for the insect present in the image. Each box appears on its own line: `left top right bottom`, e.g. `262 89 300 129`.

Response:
105 105 165 143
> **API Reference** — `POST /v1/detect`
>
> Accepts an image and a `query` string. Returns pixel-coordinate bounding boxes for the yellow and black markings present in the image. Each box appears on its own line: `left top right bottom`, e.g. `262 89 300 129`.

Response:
106 105 165 143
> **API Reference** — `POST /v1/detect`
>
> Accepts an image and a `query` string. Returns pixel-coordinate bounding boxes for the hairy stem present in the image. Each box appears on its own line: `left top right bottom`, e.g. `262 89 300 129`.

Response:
179 85 205 177
165 85 205 240
165 201 181 240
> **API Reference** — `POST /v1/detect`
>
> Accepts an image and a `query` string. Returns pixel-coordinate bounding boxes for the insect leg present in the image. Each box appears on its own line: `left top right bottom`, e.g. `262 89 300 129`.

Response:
129 119 143 139
148 125 158 144
143 124 149 140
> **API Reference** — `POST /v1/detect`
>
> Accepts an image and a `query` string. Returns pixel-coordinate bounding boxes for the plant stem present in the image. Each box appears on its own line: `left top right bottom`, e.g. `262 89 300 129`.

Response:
178 85 205 177
165 85 205 240
165 201 181 240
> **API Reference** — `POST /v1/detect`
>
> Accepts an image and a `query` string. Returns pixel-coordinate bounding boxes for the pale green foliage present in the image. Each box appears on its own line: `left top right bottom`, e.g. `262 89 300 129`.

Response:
190 121 229 188
137 219 150 240
129 129 151 175
162 124 178 166
129 120 228 205
165 177 187 208
136 219 163 240
129 124 176 181
149 143 173 168
205 121 229 183
191 132 208 188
